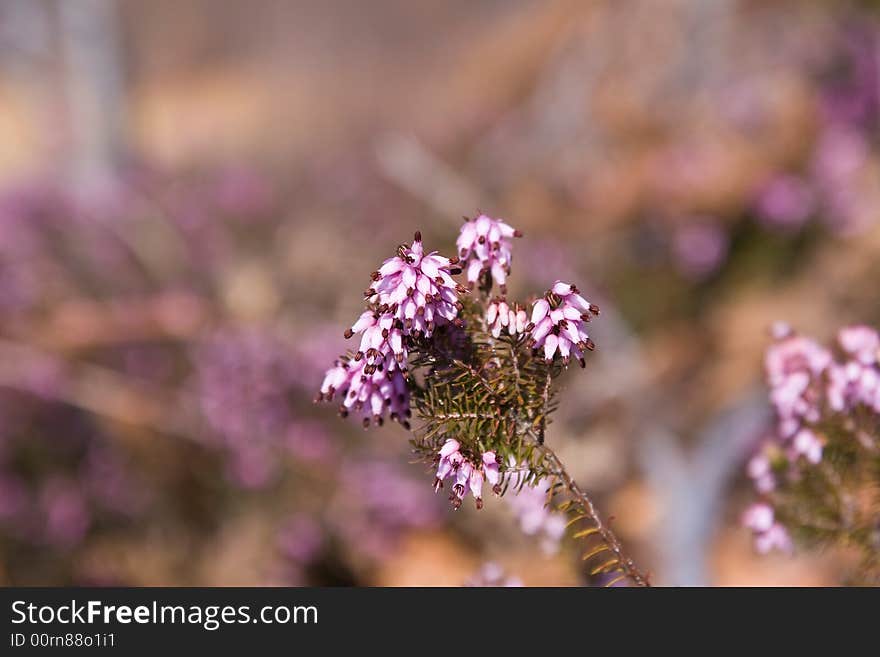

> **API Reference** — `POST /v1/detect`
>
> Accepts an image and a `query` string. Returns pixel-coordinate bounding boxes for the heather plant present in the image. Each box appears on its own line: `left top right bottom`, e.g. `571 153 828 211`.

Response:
744 323 880 583
317 214 650 587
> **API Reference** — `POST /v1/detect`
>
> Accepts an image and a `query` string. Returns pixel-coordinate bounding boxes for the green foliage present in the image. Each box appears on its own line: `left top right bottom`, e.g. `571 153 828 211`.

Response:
406 288 651 586
409 296 560 487
770 411 880 584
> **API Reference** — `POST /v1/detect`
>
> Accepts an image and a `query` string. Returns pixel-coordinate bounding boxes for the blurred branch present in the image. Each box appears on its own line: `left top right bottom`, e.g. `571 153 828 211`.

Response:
374 133 482 220
640 390 770 586
0 338 200 439
472 7 604 183
5 291 212 351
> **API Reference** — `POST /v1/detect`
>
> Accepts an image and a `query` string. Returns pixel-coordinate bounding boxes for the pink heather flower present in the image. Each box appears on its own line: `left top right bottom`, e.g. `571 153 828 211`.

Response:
764 332 831 438
826 363 848 412
821 326 880 415
434 439 462 490
433 441 503 510
486 298 528 338
344 310 407 369
452 461 473 510
751 323 880 556
457 214 521 290
743 503 775 533
317 357 410 429
754 324 880 496
753 175 815 231
838 325 879 365
465 562 524 587
827 359 880 414
791 428 823 464
482 451 501 494
811 127 874 236
366 231 464 338
743 503 793 554
469 466 485 509
528 281 598 367
754 523 793 555
770 321 793 340
747 451 776 493
317 230 464 428
671 222 729 280
812 126 868 191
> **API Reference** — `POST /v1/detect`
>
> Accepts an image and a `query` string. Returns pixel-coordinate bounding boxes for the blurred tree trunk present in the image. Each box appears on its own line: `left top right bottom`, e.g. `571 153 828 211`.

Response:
58 0 127 186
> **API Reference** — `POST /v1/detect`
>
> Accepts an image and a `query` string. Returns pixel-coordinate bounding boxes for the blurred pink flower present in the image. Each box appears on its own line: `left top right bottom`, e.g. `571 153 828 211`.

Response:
755 523 793 555
742 503 793 555
334 459 443 561
671 222 729 280
40 478 90 548
791 428 823 464
765 332 831 439
753 175 815 231
277 514 324 564
747 451 776 494
504 466 567 555
838 325 879 365
0 475 27 520
742 502 775 533
210 166 274 218
465 562 523 587
811 127 873 235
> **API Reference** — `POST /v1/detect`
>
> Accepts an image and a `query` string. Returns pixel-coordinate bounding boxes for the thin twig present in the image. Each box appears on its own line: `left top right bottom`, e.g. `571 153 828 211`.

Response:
540 444 651 587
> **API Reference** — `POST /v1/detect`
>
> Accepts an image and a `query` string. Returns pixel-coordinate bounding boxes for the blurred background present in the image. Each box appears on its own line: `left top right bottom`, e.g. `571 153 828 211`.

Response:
0 0 878 586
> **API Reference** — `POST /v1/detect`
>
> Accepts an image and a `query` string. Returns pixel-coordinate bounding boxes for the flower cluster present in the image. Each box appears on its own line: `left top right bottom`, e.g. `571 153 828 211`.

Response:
746 322 880 553
433 439 501 510
528 281 598 367
365 232 465 339
320 218 606 540
742 503 793 555
317 231 463 427
486 298 528 338
319 356 411 429
763 324 831 441
456 214 521 291
827 325 880 413
752 323 880 488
